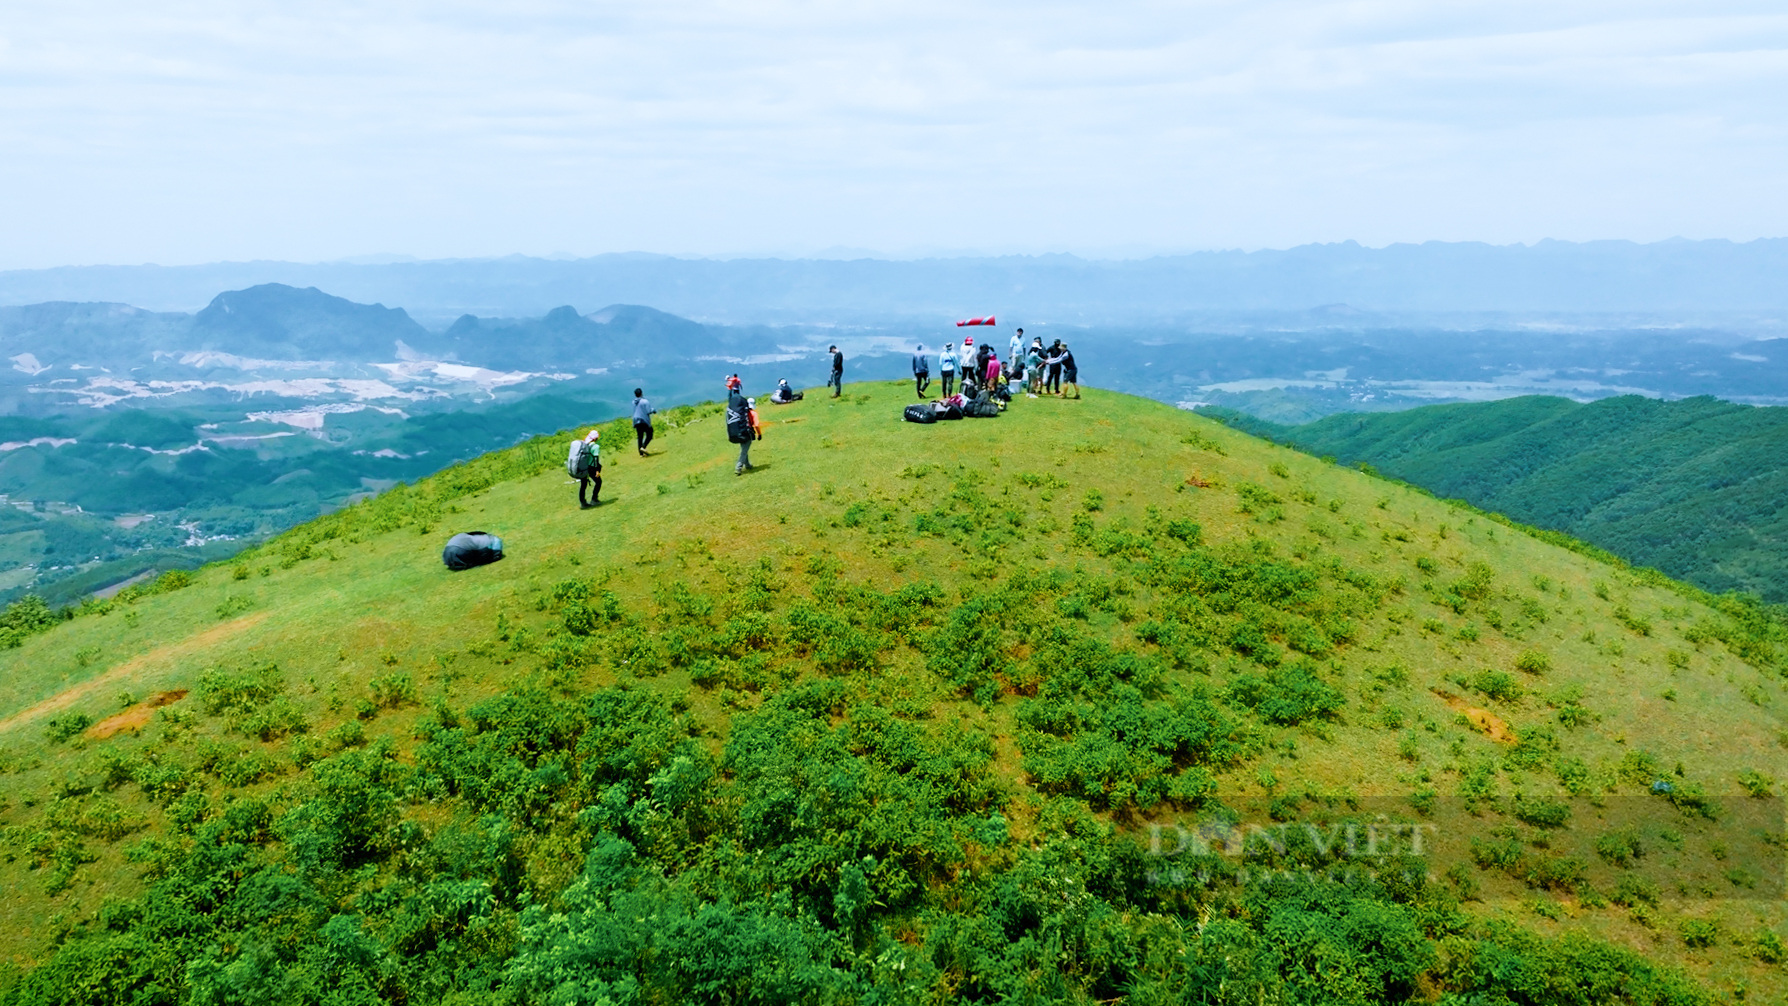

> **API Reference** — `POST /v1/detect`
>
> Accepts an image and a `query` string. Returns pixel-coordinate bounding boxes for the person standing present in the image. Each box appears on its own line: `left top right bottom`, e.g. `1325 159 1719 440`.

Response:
827 345 845 397
1009 328 1024 369
939 342 958 397
726 378 753 474
984 349 1000 388
571 429 602 508
911 343 930 398
1027 338 1046 394
1046 340 1064 395
1058 342 1080 399
631 388 657 456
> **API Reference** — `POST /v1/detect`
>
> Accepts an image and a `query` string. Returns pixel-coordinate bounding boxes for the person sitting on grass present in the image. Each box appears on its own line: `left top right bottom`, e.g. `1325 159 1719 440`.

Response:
771 378 803 403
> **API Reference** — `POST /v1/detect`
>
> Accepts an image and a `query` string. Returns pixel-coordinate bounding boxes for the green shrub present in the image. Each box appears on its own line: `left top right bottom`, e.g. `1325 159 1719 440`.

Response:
1736 768 1774 798
0 594 59 648
1468 669 1523 703
368 673 418 711
1752 930 1787 964
1226 663 1344 725
197 662 284 718
1612 874 1661 907
45 712 92 743
1596 828 1644 867
1513 649 1552 675
1513 794 1571 829
1680 919 1718 949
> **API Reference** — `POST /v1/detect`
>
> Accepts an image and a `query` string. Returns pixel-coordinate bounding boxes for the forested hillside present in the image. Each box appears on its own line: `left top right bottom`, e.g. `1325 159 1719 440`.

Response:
0 384 1785 1003
1207 395 1788 601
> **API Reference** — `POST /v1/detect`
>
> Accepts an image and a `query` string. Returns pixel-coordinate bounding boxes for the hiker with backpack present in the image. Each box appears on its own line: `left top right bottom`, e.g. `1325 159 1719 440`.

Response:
566 429 602 508
726 377 754 474
911 344 930 398
631 388 657 456
827 345 845 398
939 343 959 397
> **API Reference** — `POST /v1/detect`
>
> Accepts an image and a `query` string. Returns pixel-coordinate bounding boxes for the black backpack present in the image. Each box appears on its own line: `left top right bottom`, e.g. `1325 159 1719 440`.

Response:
725 392 750 443
442 532 504 570
903 404 937 424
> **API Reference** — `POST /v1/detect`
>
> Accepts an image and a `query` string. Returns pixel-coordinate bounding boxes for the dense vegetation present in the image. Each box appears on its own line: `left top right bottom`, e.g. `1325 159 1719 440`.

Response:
0 384 1783 1003
1206 395 1788 601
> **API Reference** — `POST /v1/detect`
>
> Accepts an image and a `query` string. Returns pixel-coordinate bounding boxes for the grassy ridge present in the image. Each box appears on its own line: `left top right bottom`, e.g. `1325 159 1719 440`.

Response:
0 384 1784 1003
1203 394 1788 602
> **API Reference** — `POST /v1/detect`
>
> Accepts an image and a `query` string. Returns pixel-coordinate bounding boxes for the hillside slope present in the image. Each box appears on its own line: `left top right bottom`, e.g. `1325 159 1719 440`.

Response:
1207 395 1788 602
0 385 1785 1003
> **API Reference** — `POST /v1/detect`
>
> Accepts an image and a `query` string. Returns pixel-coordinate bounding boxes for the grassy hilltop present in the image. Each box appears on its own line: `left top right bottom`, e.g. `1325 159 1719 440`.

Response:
0 383 1785 1003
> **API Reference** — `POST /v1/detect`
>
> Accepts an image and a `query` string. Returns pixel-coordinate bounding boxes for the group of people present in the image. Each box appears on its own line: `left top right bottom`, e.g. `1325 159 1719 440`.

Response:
568 327 1077 506
911 328 1079 402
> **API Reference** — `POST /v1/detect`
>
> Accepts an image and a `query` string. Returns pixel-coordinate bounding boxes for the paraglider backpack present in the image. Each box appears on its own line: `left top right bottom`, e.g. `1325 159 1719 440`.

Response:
725 395 751 443
566 438 599 478
442 531 504 571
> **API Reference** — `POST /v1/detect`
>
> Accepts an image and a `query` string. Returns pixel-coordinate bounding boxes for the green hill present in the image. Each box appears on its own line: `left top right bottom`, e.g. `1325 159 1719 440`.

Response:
0 384 1785 1004
1206 395 1788 603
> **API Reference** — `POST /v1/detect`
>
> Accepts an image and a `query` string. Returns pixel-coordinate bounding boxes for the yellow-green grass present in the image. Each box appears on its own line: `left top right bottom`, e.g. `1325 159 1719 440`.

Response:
0 380 1783 997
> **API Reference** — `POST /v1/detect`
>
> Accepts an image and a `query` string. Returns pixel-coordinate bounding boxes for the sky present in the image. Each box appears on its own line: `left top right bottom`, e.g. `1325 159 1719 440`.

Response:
0 0 1784 268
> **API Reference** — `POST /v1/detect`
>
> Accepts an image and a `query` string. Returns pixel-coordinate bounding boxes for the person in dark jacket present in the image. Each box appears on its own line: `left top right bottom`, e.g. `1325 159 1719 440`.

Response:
828 345 845 397
911 344 930 397
1058 343 1080 399
726 379 753 474
1045 340 1064 395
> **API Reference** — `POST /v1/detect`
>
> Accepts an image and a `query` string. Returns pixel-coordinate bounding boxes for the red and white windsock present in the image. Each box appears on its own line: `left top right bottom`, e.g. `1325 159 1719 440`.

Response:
955 316 995 327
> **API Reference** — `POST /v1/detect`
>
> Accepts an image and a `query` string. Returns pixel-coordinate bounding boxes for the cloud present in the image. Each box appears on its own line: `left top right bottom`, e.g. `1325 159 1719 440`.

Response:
0 0 1783 266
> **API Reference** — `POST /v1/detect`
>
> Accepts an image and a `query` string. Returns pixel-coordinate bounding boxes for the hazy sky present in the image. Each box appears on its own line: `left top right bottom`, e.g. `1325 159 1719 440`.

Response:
1 1 1784 267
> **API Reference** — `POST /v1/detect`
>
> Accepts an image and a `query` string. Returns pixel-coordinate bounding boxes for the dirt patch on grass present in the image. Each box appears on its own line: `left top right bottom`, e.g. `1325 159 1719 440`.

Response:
89 690 189 740
0 613 267 736
1432 688 1517 744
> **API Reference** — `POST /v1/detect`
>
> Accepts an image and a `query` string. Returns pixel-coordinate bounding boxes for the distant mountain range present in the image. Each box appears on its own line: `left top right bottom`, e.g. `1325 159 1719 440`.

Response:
0 283 762 372
3 238 1787 326
1206 395 1788 601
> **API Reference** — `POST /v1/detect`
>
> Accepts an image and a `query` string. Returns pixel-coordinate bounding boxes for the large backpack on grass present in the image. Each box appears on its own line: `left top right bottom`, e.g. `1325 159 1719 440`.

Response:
443 531 504 571
903 404 937 424
566 439 596 478
964 393 1001 418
